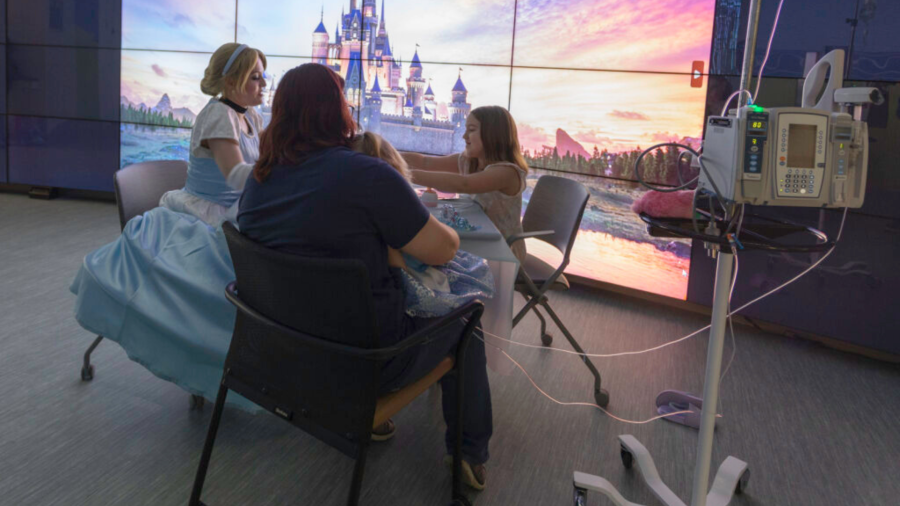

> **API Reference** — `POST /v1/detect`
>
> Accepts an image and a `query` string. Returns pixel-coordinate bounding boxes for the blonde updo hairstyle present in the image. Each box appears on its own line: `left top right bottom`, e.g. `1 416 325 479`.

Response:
200 43 267 97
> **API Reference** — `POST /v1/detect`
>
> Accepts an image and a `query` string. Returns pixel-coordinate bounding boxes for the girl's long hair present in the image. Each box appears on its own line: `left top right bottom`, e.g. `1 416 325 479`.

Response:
254 63 356 182
467 105 529 174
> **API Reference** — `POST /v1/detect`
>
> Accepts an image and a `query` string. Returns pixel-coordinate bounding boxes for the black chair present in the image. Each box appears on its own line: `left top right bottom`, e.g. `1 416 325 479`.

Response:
507 175 610 407
188 222 485 506
79 161 196 399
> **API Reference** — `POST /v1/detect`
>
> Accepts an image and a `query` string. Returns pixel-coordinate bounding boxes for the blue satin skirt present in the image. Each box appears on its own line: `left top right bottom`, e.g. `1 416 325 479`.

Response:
70 207 260 412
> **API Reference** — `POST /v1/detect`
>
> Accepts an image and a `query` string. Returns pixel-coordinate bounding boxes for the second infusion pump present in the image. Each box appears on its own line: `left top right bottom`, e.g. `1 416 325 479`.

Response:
698 106 867 208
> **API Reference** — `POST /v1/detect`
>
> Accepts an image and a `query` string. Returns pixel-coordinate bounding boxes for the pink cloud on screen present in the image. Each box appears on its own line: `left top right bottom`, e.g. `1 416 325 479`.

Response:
515 0 714 71
609 110 650 121
516 123 554 152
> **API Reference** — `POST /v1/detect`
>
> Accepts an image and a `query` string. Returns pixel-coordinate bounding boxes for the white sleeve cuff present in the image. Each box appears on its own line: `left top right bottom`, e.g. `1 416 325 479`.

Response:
225 162 254 190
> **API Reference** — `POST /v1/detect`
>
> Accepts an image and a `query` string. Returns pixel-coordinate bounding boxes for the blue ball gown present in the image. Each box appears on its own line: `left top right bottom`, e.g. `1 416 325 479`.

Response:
70 101 263 411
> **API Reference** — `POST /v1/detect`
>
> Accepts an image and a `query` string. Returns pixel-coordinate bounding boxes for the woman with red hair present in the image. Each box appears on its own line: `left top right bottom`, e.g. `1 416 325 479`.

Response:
238 63 492 490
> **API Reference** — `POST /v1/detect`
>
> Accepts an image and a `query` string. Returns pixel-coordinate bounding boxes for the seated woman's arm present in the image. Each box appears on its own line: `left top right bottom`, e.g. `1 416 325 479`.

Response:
402 152 461 174
411 165 521 196
400 215 460 266
207 138 253 190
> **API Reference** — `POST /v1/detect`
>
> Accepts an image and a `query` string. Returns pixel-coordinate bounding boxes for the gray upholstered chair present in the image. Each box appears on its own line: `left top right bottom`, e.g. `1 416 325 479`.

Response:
507 175 610 407
80 160 192 395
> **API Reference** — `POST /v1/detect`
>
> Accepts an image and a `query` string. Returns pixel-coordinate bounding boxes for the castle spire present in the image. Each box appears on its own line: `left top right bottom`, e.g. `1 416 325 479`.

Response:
380 0 386 24
314 6 327 33
452 69 467 93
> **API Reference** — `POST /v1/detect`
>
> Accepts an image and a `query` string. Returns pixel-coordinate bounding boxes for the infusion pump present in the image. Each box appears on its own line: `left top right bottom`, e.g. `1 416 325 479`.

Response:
697 49 882 209
698 106 868 208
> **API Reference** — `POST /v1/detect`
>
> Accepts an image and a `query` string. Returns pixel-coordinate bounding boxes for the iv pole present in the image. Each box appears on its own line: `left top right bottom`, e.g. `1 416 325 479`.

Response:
573 1 761 505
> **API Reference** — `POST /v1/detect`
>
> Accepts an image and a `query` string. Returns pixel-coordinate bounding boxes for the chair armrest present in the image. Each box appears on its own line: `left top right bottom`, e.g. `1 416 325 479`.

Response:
375 301 485 359
507 230 554 247
225 282 484 361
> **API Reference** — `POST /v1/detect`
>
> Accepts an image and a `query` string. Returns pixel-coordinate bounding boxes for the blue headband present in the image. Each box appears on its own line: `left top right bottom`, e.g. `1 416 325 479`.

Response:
222 44 249 76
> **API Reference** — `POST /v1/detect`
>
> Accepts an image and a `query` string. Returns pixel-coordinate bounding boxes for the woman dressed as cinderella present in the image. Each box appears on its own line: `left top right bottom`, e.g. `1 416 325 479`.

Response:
71 43 268 410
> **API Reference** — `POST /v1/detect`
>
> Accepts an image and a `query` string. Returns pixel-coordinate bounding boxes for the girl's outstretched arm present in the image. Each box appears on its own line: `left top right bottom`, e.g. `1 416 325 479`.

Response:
401 152 461 174
410 165 521 196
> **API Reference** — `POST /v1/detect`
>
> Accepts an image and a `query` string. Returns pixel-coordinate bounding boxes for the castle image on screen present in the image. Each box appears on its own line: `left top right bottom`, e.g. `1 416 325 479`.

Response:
258 0 473 154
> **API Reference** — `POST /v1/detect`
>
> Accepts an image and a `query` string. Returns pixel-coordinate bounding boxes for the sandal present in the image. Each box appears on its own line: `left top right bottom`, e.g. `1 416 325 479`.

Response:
371 419 396 442
443 455 486 491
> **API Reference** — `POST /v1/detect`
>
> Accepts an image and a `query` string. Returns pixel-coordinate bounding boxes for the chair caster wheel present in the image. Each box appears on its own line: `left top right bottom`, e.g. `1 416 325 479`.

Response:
735 469 750 494
621 446 634 469
189 395 205 410
540 333 553 346
81 365 94 382
594 388 609 408
574 486 588 506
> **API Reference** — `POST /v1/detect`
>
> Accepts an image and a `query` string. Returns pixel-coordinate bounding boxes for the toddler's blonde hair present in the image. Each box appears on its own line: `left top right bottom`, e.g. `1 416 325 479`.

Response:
352 132 409 180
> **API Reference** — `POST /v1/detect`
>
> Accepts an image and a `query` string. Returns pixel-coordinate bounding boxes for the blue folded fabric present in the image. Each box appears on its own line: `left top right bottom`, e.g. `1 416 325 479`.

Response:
71 206 260 412
400 251 495 318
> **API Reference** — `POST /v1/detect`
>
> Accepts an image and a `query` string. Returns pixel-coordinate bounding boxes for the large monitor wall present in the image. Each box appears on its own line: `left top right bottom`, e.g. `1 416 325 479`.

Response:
2 0 123 191
120 0 718 300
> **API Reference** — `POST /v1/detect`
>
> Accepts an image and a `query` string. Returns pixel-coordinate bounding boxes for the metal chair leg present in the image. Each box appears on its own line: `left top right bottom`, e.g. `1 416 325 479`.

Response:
512 289 542 328
347 443 369 506
529 305 552 346
189 383 229 506
539 301 610 408
81 335 104 381
515 291 554 346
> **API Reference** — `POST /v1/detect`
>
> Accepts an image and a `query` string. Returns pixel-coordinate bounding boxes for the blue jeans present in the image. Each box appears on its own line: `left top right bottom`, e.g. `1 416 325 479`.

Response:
379 316 493 466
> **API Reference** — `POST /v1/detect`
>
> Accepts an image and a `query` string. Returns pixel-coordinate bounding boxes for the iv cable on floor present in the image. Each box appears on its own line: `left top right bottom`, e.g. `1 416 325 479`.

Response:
477 334 715 425
484 209 847 360
465 209 847 423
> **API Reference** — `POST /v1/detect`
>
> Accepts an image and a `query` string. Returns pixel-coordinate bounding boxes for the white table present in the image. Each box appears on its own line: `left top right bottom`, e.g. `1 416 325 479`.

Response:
428 200 518 373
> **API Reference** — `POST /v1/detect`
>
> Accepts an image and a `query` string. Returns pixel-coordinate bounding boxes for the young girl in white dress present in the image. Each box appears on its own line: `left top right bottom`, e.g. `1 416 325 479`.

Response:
402 105 529 263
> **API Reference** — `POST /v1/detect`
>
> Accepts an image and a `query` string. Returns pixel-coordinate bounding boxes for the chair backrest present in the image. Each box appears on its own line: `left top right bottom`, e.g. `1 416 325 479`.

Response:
222 222 382 456
521 175 590 259
114 160 188 231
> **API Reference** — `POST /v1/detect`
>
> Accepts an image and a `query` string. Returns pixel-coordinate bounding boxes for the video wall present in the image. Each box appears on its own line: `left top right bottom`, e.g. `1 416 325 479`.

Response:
120 0 717 299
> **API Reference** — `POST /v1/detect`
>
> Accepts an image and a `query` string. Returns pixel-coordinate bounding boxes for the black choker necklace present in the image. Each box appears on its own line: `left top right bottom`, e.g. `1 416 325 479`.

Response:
219 98 247 114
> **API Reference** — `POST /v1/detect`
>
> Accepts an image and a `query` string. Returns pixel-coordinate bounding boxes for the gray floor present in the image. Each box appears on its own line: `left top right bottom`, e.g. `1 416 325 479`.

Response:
1 192 899 506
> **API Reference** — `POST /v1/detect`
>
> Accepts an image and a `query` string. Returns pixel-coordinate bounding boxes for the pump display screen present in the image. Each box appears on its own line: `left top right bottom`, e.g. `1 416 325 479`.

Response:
788 124 817 168
748 120 767 133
